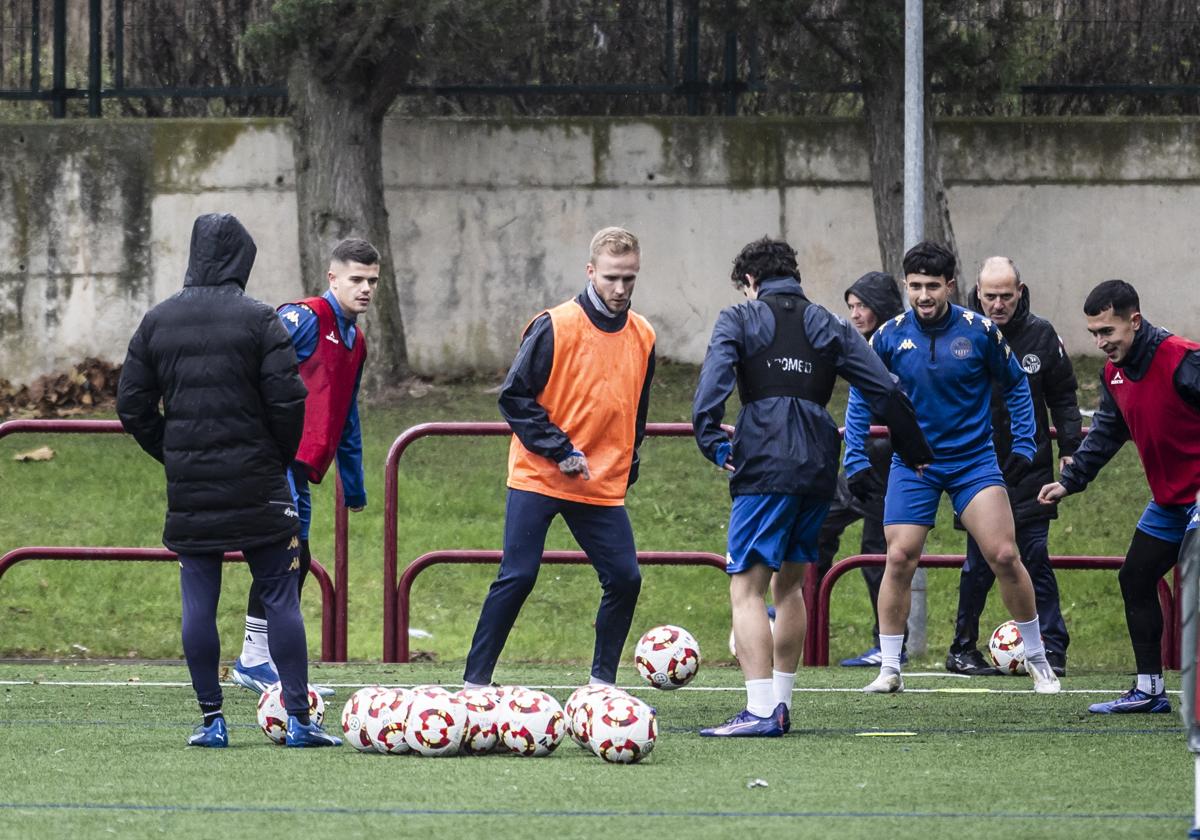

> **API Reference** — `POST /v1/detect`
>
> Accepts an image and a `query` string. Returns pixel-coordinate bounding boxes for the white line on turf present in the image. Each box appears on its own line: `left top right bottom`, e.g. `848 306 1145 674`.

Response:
0 679 1180 696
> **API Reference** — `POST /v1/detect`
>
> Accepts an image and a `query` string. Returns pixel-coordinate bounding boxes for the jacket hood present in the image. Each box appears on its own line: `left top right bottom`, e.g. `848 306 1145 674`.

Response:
845 272 903 326
183 213 257 289
968 282 1031 333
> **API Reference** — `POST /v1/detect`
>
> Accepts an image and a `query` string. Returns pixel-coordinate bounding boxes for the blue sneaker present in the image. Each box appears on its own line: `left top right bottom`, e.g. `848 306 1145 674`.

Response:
187 717 228 748
231 657 278 694
1088 687 1171 714
840 647 908 667
700 708 784 737
285 716 342 747
774 702 791 734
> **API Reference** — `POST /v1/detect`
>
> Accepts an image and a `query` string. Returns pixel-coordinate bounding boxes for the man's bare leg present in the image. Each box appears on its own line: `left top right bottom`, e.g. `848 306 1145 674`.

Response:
864 523 929 693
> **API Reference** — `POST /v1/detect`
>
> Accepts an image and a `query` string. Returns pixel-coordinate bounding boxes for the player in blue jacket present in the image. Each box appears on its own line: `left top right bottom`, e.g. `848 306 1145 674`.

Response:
693 237 932 737
845 241 1061 695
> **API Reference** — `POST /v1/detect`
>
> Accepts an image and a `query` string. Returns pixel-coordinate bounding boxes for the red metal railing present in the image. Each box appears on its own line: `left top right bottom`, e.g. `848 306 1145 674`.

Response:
814 554 1178 669
382 421 720 661
392 549 727 663
0 546 337 659
0 419 349 660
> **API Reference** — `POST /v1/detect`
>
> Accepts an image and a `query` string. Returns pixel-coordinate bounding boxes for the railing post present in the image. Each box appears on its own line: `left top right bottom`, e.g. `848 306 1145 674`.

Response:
51 0 66 117
88 0 102 117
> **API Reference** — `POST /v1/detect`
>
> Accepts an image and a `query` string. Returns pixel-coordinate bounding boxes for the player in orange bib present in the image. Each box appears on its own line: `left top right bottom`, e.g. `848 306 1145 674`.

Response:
463 227 656 689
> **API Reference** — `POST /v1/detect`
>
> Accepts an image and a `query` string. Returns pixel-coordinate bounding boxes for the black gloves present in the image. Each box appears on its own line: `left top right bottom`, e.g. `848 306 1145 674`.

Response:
1001 452 1033 487
847 469 883 505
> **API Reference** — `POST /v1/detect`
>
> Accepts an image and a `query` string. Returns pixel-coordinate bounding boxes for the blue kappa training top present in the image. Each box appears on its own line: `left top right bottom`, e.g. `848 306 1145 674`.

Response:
844 302 1036 476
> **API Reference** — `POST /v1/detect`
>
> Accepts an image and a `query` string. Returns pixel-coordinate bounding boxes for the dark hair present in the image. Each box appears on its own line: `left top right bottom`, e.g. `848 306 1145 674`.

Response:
902 241 956 282
730 237 801 289
331 238 380 266
1083 279 1140 317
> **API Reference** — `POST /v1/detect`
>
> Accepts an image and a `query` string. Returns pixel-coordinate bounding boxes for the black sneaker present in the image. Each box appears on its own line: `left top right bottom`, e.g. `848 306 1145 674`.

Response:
945 649 1002 676
1045 650 1067 677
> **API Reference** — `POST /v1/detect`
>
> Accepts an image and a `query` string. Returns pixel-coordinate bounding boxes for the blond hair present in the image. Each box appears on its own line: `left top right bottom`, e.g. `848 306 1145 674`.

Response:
588 226 640 263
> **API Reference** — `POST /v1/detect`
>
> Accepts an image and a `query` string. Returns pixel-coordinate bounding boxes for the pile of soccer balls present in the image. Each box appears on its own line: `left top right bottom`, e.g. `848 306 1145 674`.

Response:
261 623 700 764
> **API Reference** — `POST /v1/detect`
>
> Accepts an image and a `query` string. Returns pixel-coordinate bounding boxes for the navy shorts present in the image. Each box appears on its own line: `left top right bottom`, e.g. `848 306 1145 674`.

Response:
884 451 1005 527
726 493 831 573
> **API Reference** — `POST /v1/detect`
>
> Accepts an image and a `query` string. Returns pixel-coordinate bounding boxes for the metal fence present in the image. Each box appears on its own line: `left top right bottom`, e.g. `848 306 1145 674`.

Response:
4 0 1200 119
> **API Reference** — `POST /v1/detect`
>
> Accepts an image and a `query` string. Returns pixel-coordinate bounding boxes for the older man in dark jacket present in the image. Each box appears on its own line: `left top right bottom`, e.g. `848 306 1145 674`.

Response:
945 256 1082 677
118 213 340 748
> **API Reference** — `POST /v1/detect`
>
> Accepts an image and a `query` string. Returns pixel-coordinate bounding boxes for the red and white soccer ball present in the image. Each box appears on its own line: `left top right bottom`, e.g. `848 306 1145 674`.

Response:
457 686 504 755
989 620 1027 674
341 686 387 752
404 687 466 757
499 688 566 757
565 685 626 749
634 624 701 689
363 688 413 754
256 682 325 744
589 694 657 764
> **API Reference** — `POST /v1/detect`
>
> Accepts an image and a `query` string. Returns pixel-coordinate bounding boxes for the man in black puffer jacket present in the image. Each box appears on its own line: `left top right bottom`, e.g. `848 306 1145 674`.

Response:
945 256 1082 677
118 213 340 748
817 271 908 668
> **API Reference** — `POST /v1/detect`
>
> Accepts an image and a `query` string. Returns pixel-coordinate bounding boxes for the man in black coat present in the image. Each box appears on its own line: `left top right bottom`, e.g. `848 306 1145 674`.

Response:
817 271 908 667
117 213 340 747
945 256 1082 676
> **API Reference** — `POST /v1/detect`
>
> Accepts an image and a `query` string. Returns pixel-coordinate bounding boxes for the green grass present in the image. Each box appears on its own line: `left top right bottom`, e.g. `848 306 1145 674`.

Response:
0 358 1153 672
0 662 1191 840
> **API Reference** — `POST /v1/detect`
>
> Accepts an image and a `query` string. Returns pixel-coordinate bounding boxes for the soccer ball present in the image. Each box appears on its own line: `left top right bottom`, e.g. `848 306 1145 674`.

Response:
256 682 325 744
564 685 624 749
341 686 387 752
589 694 657 764
458 686 503 755
404 687 466 757
499 688 566 757
363 688 412 754
634 624 701 689
989 620 1027 674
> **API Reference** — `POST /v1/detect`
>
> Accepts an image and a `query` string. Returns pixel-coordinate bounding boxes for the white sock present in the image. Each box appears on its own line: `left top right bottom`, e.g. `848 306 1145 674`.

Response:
462 680 489 690
1015 616 1046 662
588 676 614 687
879 634 905 673
772 670 796 710
746 679 774 717
1136 674 1164 695
240 616 270 667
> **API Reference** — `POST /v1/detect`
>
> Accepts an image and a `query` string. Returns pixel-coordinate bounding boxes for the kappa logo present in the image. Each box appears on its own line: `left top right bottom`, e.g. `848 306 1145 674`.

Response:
893 313 906 325
283 310 300 326
982 317 994 331
1022 353 1042 374
898 338 917 352
963 311 975 324
289 536 300 549
288 557 301 571
1110 370 1124 385
325 330 340 345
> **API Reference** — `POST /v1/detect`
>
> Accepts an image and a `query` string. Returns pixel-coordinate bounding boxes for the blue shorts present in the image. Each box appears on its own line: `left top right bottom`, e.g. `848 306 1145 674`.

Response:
884 451 1005 527
1136 500 1199 544
726 494 830 573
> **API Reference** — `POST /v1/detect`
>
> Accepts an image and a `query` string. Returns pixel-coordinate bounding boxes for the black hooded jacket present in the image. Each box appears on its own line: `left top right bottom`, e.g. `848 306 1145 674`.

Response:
117 214 307 553
841 272 906 506
967 284 1082 522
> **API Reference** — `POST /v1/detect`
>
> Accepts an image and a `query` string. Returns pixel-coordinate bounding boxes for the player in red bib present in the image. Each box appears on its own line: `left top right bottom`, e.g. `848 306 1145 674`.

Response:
231 239 379 695
1040 280 1200 713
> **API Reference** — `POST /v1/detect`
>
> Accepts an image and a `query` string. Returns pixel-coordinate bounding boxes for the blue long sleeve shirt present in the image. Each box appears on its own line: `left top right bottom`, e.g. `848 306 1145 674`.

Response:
277 290 367 534
844 302 1036 476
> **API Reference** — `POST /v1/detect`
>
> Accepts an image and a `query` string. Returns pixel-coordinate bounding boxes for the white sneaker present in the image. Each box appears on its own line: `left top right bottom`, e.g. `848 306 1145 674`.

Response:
862 670 904 694
1027 656 1061 695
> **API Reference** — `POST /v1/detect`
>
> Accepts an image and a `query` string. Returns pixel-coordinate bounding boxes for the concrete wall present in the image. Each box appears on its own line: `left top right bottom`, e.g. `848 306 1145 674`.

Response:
2 116 1199 385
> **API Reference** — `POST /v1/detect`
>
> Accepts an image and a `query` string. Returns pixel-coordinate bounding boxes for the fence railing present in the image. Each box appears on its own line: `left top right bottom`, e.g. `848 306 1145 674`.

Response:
0 418 349 660
814 554 1179 670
